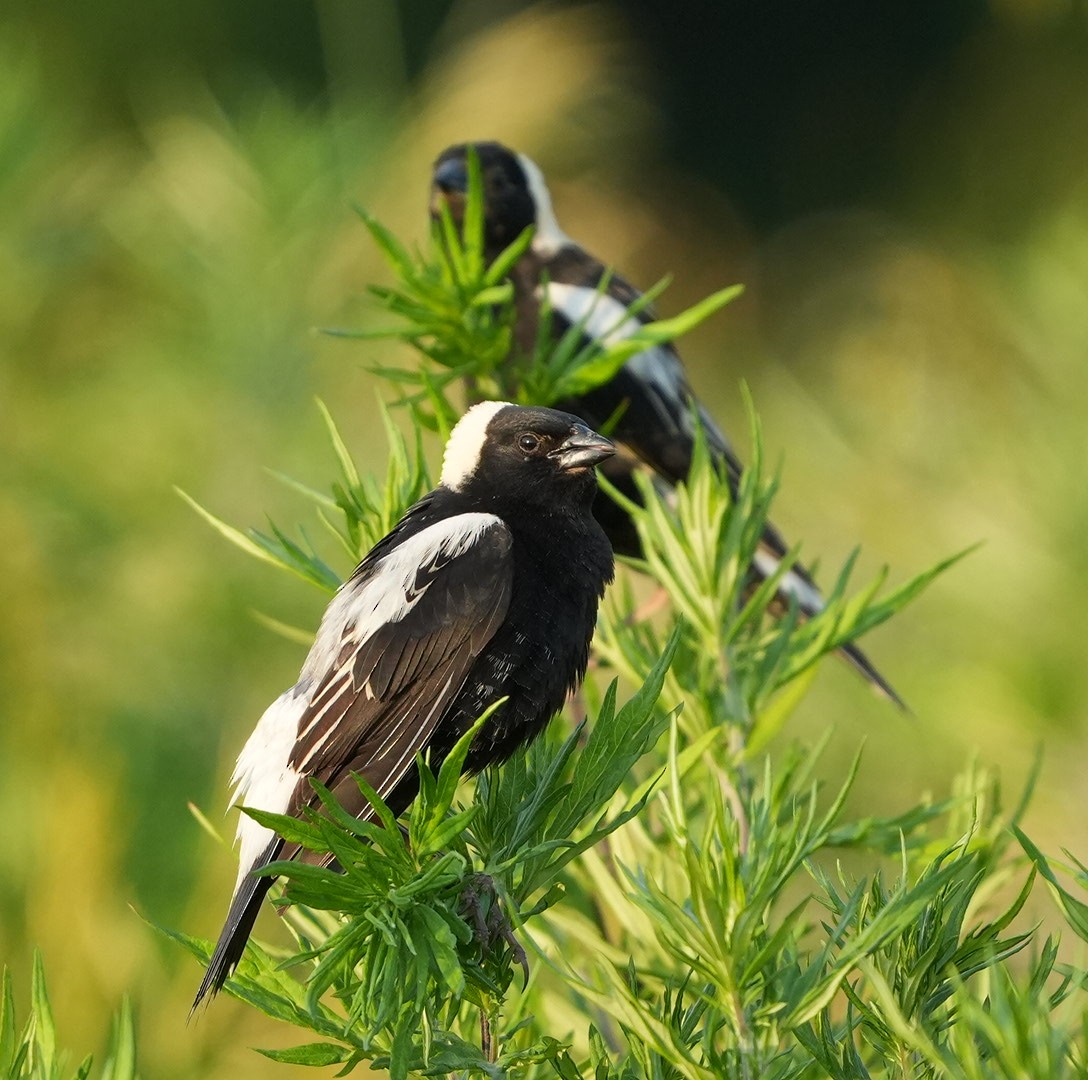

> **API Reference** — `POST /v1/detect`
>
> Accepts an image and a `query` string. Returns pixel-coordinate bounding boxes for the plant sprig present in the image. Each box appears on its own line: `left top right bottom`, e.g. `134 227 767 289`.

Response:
337 150 743 425
174 180 1088 1079
0 952 138 1080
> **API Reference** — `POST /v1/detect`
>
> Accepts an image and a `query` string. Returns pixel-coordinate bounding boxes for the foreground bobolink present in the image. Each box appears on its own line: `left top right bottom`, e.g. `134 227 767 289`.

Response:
193 402 615 1009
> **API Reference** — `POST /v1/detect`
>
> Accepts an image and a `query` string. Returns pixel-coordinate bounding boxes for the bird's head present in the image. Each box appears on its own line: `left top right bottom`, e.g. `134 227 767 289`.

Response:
440 401 614 511
431 141 569 258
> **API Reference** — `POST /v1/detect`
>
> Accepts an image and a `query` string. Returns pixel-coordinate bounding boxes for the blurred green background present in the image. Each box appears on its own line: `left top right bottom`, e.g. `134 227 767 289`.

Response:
2 0 1086 1074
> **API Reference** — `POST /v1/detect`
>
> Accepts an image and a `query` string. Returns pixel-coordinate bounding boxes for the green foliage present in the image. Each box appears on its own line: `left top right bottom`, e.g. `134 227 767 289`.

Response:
338 151 742 431
594 411 976 753
513 278 743 411
1015 827 1088 945
0 954 137 1080
178 399 431 594
179 197 1088 1078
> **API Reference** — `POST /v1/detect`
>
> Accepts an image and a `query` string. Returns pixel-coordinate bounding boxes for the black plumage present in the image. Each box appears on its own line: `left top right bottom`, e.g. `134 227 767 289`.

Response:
431 141 903 706
193 402 615 1010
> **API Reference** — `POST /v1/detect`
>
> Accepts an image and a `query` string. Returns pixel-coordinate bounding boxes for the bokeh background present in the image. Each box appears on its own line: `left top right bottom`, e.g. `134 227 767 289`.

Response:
2 1 1087 1075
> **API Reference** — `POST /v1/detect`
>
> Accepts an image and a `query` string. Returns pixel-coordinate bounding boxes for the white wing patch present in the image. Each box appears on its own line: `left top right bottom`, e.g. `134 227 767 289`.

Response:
753 549 825 614
227 511 505 894
439 401 513 491
628 346 733 450
517 153 572 257
326 512 506 651
547 282 734 453
545 282 686 407
545 282 643 349
545 282 692 432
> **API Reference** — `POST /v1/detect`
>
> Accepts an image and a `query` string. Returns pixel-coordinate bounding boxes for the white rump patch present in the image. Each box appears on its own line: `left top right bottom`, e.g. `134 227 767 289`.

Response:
229 688 306 892
753 549 825 615
440 401 512 491
517 153 573 257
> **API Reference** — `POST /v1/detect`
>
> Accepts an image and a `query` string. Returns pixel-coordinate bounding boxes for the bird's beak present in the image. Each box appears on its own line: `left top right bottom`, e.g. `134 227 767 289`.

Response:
551 425 615 471
431 158 468 219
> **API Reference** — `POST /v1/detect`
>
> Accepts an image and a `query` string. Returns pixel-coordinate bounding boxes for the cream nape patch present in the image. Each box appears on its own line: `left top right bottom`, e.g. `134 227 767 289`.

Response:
516 153 573 257
440 400 514 491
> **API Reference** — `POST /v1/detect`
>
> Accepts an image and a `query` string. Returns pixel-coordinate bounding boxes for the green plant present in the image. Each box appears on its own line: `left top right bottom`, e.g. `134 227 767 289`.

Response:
0 953 137 1080
177 174 1088 1078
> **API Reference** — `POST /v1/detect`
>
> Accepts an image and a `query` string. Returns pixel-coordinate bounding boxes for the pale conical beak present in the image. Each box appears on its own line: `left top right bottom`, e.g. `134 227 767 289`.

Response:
431 158 468 219
551 424 615 471
433 157 468 195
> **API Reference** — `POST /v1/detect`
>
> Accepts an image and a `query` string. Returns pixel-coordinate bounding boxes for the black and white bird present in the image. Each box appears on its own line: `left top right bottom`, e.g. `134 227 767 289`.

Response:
431 141 903 706
193 402 615 1010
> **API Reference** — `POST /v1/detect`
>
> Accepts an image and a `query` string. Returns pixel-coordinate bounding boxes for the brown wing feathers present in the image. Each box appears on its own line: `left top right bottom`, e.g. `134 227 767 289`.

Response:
194 519 513 1009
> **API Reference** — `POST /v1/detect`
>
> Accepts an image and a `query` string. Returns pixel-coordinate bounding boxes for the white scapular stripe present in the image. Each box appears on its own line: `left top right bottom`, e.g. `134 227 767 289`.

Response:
627 346 690 415
517 153 573 257
548 282 734 452
439 401 513 491
753 549 825 614
306 511 505 673
545 282 644 348
227 511 504 893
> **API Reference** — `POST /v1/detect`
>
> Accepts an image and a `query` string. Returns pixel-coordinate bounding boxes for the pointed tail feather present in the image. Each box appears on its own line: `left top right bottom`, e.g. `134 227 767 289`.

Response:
754 547 907 710
191 839 278 1014
582 374 907 707
838 639 908 711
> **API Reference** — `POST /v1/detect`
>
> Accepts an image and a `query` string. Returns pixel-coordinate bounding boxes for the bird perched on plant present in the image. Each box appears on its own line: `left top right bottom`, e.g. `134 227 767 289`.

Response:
193 402 615 1010
430 140 902 706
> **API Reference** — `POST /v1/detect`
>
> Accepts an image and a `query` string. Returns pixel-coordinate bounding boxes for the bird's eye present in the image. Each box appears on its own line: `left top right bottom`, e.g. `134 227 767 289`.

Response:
517 433 541 454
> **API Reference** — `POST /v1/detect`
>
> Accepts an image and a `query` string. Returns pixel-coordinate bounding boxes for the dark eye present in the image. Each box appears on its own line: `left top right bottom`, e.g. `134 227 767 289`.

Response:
517 433 541 454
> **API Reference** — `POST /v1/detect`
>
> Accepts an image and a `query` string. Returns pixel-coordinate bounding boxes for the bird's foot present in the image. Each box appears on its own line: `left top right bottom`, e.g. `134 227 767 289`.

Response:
459 873 529 984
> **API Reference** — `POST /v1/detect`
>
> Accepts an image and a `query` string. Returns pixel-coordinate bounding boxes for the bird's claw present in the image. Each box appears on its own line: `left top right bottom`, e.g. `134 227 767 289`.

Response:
460 873 529 984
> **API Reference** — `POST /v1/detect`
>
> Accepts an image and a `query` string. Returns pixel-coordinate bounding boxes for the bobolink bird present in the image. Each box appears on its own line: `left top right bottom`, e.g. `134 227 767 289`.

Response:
193 402 615 1010
431 141 903 707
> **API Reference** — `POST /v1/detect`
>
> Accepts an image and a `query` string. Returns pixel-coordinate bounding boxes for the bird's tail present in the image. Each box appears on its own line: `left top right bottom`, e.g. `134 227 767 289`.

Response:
586 371 906 707
190 839 278 1015
837 639 907 710
753 545 907 709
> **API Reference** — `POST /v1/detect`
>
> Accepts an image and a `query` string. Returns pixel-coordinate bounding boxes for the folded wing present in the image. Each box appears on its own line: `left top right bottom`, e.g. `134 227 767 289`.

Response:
194 511 514 1009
